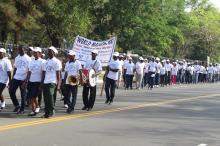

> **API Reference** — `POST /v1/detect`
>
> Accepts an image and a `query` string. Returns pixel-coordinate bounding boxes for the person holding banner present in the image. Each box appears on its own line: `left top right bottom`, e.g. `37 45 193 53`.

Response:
104 52 120 104
82 49 102 111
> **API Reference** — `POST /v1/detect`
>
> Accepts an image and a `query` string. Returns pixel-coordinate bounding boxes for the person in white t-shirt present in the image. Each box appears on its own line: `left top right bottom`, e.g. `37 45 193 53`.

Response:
9 45 31 114
104 52 120 104
155 58 162 87
41 46 61 118
64 50 82 113
148 58 157 89
117 55 124 89
135 57 145 89
82 49 102 111
0 48 12 110
124 57 135 90
24 47 44 116
160 61 166 87
171 62 178 85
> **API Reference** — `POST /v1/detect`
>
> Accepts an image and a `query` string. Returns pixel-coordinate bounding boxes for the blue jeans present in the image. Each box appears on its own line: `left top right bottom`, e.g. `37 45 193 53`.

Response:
125 74 134 89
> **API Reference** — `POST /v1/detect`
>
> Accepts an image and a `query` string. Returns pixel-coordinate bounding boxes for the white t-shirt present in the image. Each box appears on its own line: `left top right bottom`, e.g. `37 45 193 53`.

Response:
171 66 178 75
160 66 166 75
43 57 62 84
85 59 102 72
156 62 162 73
165 63 173 72
28 58 44 82
194 65 201 73
125 62 135 75
135 62 145 74
148 61 157 72
107 60 120 80
118 60 124 72
14 54 31 80
144 62 149 73
0 57 12 84
65 60 82 84
207 66 214 74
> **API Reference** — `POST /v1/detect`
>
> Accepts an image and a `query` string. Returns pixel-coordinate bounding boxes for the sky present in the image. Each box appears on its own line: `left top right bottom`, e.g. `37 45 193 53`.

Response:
209 0 220 10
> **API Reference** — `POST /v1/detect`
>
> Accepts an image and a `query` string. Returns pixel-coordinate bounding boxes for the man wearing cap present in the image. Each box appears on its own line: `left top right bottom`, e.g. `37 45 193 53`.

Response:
135 57 145 90
155 57 162 88
0 48 12 110
64 50 82 113
24 47 44 116
164 59 172 85
104 52 120 104
124 56 135 90
148 57 157 89
41 46 61 118
117 54 124 89
9 45 31 114
82 49 102 111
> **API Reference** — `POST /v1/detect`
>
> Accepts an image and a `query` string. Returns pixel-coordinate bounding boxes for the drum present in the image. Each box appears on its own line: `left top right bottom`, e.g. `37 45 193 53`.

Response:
81 69 96 87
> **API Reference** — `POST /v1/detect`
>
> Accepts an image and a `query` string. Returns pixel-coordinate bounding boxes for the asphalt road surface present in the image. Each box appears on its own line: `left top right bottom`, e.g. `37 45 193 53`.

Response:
0 83 220 146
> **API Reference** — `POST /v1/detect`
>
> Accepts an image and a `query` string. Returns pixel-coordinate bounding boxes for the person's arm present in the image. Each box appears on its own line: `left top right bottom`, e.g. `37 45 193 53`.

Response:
56 71 61 92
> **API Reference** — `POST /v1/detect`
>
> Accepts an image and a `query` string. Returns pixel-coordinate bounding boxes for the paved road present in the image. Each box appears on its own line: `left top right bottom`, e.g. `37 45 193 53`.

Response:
0 83 220 146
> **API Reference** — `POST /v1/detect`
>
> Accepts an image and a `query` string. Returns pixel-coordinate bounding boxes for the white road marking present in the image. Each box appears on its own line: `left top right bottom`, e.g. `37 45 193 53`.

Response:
197 144 207 146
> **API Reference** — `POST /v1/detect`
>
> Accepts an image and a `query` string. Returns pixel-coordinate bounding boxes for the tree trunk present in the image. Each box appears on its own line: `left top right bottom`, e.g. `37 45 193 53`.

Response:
14 30 20 44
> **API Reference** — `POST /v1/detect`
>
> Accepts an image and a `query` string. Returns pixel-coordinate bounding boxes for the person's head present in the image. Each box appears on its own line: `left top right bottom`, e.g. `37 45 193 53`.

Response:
166 59 170 64
119 55 123 60
18 45 25 56
113 52 119 61
155 57 160 63
128 57 132 63
33 47 42 59
91 49 98 60
48 46 58 59
27 47 33 57
0 48 6 59
68 50 76 61
139 57 144 63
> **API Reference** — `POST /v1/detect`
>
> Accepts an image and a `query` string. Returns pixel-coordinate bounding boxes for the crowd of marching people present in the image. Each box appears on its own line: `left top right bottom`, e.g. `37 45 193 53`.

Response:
0 45 220 118
117 55 220 90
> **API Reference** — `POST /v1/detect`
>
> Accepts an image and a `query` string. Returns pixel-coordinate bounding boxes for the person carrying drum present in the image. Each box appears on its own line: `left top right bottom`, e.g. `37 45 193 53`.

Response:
81 49 102 111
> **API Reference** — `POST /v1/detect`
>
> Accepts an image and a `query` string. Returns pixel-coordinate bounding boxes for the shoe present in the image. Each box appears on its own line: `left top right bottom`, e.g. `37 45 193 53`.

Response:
13 106 20 112
66 108 73 114
87 108 92 111
41 114 50 118
17 110 25 114
28 111 37 116
64 104 68 108
105 100 109 104
50 110 55 117
109 100 113 105
82 106 87 110
1 101 5 109
35 107 40 113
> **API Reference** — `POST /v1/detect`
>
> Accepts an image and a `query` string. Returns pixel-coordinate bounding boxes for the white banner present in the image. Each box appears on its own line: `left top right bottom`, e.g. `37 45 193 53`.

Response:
72 35 117 66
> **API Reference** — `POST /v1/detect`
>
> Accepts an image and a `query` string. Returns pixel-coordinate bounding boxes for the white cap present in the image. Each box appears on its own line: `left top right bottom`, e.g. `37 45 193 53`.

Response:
166 59 170 62
29 47 34 51
91 49 98 54
113 52 119 57
156 57 160 61
139 57 144 60
0 48 6 53
119 55 123 57
128 56 132 60
33 47 42 53
68 50 76 56
49 46 58 54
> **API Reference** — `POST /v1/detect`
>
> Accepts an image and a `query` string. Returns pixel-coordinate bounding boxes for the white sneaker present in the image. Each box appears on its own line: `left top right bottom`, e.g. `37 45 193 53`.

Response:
35 107 40 113
64 104 68 108
1 101 5 109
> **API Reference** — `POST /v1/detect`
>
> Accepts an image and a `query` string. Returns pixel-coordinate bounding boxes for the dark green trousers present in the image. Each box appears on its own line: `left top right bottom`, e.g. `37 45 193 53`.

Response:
43 83 56 115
